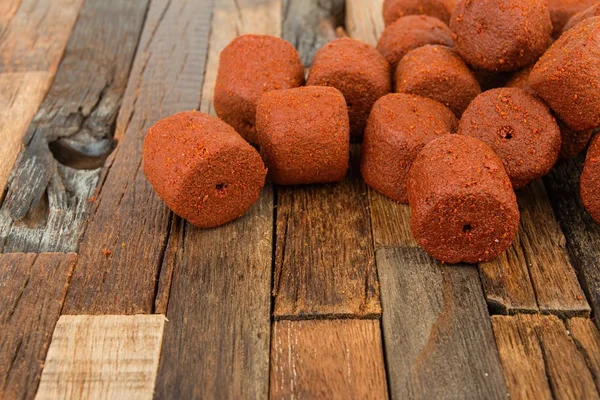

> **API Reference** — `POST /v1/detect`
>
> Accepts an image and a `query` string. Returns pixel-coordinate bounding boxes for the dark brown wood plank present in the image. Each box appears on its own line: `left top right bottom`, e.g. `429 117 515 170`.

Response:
480 180 588 316
0 253 77 400
377 247 508 400
270 319 388 399
282 0 345 66
368 191 417 248
491 315 553 400
61 0 214 314
493 314 599 400
479 228 538 315
567 317 600 392
544 157 600 328
0 0 83 73
155 187 273 399
273 146 380 319
0 0 150 253
154 1 278 398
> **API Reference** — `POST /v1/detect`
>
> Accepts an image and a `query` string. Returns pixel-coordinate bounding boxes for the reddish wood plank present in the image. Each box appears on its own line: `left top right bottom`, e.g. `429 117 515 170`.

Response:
493 314 599 400
270 319 388 399
0 0 83 73
62 0 214 314
273 146 380 319
0 253 76 400
0 0 150 253
377 247 508 399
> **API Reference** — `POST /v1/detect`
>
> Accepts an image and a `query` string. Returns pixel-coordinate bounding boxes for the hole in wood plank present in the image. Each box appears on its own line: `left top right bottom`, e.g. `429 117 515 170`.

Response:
49 136 116 170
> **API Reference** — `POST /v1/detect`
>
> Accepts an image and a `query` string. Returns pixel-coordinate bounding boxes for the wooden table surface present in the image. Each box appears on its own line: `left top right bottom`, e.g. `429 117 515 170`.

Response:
1 0 599 399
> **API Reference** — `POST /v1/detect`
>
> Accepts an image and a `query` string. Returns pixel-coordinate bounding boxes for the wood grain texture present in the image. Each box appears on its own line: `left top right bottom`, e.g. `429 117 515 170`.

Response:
274 147 380 319
0 0 22 33
62 0 214 314
493 314 599 400
270 319 388 399
0 0 149 253
479 228 538 315
480 180 588 316
377 247 508 400
0 0 83 73
154 187 274 399
282 0 345 66
567 318 600 392
0 253 76 400
517 180 589 316
369 191 417 248
0 72 51 203
545 158 600 328
154 1 277 398
35 315 165 400
345 0 384 46
491 315 553 400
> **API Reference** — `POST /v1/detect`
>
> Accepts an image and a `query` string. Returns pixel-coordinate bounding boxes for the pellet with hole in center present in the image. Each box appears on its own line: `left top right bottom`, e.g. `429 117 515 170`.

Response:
407 134 519 264
143 111 266 228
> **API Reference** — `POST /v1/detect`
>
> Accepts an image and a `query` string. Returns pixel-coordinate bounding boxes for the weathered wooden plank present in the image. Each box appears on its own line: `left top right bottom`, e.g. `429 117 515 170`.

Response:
62 0 214 314
154 1 277 398
345 0 384 46
567 317 600 392
368 191 417 248
0 253 76 400
491 315 552 400
0 0 22 33
0 0 150 253
273 146 380 319
479 228 538 315
480 180 588 316
282 0 345 66
270 319 388 399
544 157 600 328
0 0 83 73
518 180 589 316
155 188 273 399
35 315 165 400
377 247 508 400
492 314 599 400
0 72 51 203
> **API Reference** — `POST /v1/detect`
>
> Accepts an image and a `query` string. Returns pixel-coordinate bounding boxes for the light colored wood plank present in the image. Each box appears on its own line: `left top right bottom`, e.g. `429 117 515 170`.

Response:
545 157 600 329
377 247 508 399
0 253 76 400
270 319 388 399
35 315 165 400
274 146 380 319
0 72 52 202
62 0 214 314
567 318 600 392
0 0 83 73
493 314 599 400
154 1 277 398
346 0 384 46
518 180 589 316
0 0 149 252
0 0 22 32
491 315 553 400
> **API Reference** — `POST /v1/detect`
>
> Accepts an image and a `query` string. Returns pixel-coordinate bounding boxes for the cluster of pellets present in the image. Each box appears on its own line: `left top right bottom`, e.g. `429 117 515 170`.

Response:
143 0 600 264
